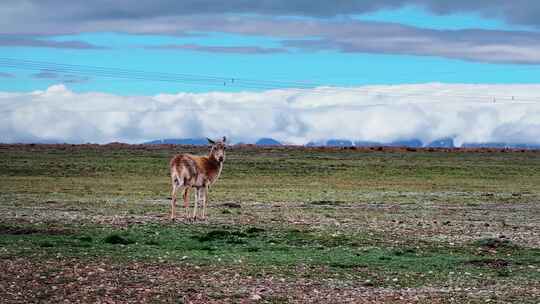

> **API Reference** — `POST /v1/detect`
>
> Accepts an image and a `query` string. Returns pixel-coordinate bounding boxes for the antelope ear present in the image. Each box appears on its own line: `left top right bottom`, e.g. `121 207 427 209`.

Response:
207 138 216 144
222 136 227 143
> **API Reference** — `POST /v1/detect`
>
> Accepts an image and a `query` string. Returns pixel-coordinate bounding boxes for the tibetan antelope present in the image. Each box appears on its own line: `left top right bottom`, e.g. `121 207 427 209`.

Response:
169 137 226 220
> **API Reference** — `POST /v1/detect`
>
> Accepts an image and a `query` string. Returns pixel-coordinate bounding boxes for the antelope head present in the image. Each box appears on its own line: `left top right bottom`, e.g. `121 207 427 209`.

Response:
207 136 227 163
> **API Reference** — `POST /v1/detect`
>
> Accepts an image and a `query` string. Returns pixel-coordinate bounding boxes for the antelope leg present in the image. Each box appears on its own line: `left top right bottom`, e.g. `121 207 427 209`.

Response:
183 187 190 216
202 186 209 219
170 180 178 220
192 187 199 220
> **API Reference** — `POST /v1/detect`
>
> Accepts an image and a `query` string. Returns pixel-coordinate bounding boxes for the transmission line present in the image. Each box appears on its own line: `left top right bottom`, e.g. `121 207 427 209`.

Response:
1 58 540 103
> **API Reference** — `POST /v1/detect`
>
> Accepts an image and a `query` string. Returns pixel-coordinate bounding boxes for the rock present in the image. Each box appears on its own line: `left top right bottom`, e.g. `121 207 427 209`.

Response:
221 202 242 208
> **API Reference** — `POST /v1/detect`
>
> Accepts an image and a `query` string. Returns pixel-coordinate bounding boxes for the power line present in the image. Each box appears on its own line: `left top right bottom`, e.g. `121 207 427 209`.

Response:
0 58 319 90
1 58 540 103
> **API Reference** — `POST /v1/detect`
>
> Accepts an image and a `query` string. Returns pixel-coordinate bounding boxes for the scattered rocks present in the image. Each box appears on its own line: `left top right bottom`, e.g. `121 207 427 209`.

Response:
466 259 510 269
221 202 242 208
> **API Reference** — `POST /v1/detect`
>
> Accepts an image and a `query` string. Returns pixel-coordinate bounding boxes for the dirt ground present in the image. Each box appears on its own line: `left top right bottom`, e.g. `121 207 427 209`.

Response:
0 144 539 303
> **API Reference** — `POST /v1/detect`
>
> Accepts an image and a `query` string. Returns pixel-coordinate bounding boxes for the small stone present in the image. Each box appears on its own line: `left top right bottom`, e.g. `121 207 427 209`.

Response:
250 294 262 301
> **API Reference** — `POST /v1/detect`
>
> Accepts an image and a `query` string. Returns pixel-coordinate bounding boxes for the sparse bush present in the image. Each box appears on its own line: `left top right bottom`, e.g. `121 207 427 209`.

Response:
103 234 135 245
473 238 516 249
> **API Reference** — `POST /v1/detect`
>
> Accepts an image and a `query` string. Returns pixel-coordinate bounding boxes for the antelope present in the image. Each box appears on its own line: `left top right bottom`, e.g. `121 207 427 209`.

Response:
169 136 226 220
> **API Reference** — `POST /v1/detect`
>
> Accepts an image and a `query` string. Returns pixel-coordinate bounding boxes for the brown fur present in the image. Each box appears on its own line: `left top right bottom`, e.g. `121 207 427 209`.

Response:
169 137 226 219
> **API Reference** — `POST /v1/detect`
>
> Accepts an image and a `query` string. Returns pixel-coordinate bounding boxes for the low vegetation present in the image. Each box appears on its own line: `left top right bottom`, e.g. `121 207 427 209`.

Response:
0 144 539 303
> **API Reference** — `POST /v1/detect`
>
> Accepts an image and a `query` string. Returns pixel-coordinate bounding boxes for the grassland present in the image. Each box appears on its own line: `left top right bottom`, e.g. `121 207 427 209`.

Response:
0 144 539 303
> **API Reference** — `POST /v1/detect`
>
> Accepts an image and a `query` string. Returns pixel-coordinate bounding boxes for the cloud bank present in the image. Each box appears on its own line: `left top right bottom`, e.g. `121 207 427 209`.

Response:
2 1 540 27
4 15 540 64
0 72 15 78
0 35 103 49
148 43 287 54
1 84 540 146
2 1 540 64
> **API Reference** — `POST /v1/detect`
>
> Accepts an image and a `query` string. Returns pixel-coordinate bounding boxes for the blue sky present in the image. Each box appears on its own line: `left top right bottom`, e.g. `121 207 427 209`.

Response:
2 2 540 95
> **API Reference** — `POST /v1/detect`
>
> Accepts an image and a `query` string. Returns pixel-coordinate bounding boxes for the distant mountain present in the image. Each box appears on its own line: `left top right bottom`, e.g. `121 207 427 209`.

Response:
255 138 282 146
354 140 381 147
463 142 508 148
427 138 455 148
306 140 325 147
326 139 354 147
144 138 208 145
386 139 423 147
463 142 540 149
140 137 540 149
511 143 540 149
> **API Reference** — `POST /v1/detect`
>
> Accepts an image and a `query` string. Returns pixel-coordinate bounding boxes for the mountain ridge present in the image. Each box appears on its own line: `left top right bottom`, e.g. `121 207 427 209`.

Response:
142 137 540 149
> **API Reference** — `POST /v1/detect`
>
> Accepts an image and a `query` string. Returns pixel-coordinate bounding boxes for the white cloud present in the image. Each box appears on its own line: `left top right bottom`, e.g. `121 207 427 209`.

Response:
1 83 540 146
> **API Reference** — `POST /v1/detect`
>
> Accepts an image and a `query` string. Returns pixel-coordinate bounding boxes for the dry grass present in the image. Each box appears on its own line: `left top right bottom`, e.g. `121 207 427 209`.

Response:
0 144 539 303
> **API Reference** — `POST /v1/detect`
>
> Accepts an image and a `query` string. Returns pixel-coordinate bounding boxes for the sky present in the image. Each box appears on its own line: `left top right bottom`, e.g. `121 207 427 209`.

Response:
1 1 540 145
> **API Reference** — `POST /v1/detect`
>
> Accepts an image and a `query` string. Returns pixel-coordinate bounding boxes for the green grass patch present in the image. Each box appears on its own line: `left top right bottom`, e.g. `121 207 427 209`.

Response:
0 221 538 287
